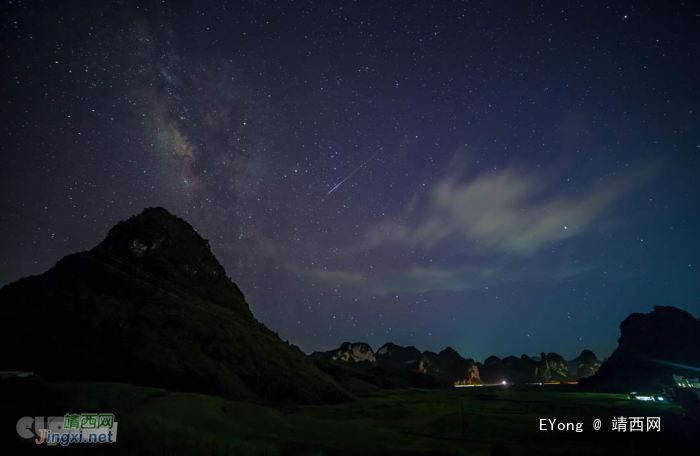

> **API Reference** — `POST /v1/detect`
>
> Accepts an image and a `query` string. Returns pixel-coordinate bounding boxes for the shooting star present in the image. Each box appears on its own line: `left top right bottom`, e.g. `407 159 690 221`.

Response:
327 151 380 195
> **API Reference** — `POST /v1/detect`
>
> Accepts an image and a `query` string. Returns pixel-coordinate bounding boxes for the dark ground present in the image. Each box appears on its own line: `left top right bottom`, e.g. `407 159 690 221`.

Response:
2 381 694 455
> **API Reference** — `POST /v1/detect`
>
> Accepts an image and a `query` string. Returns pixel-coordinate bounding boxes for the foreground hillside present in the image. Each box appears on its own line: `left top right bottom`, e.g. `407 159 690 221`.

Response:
581 306 700 393
0 207 348 405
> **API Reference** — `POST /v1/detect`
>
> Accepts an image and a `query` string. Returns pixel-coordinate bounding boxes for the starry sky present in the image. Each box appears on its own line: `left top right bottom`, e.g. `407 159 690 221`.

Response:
1 0 699 362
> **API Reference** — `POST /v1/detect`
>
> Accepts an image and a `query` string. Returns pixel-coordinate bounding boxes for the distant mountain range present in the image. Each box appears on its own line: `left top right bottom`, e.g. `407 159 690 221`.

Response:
312 342 482 386
310 342 602 386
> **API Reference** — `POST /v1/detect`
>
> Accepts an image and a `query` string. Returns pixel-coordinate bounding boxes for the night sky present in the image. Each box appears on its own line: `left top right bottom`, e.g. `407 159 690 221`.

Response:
2 1 699 362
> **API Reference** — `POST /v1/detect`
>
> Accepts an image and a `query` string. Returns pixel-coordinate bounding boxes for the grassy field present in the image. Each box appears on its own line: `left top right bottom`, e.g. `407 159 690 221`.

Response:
10 382 694 455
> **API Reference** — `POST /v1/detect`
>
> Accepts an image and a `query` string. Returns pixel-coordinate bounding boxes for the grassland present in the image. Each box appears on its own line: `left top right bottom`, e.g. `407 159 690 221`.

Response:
14 382 693 455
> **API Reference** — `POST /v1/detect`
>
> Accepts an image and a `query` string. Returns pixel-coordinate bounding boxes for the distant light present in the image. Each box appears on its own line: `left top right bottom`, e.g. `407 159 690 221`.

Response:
635 396 654 401
539 383 543 386
501 381 507 386
657 397 664 401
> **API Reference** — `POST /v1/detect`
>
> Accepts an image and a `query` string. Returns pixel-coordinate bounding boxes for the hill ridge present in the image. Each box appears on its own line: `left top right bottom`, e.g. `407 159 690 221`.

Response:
0 207 350 405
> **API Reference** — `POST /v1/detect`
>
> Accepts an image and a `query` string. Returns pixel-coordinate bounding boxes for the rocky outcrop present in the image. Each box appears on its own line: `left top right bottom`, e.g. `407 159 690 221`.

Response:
573 350 601 379
581 306 700 392
95 207 251 316
0 207 350 405
536 352 572 383
375 343 422 367
418 347 482 385
479 354 538 384
311 342 376 363
503 355 539 383
478 356 505 384
479 352 576 384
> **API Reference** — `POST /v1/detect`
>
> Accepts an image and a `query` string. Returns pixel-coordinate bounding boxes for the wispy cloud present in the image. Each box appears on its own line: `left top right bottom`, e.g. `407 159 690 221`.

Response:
368 163 656 256
284 156 658 296
294 265 502 296
313 159 660 295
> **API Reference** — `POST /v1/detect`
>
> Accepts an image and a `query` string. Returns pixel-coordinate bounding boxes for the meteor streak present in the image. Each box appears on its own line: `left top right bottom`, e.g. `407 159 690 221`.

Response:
327 151 380 195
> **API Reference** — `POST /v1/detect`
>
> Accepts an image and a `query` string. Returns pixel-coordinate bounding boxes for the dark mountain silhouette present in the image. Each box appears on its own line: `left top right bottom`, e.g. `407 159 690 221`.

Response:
313 359 449 392
478 351 596 384
309 342 448 392
581 306 700 392
419 347 482 385
0 207 349 405
478 355 538 384
567 349 602 379
313 340 605 387
536 352 573 382
375 343 422 368
311 342 481 385
310 342 376 363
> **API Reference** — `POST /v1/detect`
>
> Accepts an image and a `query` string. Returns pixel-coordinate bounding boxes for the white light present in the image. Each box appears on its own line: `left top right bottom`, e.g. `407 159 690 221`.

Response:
635 396 653 401
501 380 507 385
657 397 664 401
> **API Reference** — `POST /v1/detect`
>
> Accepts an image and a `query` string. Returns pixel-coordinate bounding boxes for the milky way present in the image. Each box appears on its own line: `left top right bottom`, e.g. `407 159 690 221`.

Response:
1 1 698 361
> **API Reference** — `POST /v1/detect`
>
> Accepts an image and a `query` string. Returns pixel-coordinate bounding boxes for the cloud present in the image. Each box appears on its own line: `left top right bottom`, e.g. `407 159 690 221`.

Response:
368 164 656 256
306 268 367 286
286 156 658 297
295 265 502 296
293 159 658 296
382 266 500 293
